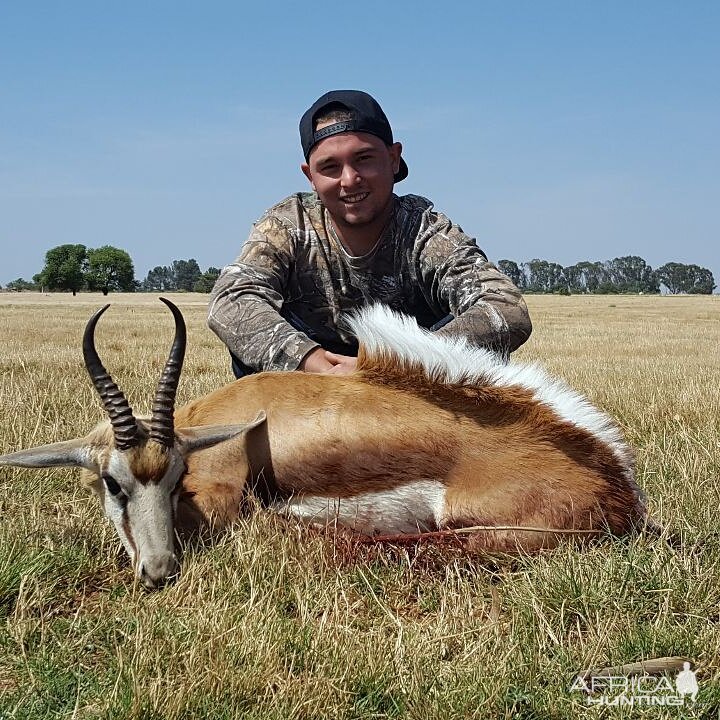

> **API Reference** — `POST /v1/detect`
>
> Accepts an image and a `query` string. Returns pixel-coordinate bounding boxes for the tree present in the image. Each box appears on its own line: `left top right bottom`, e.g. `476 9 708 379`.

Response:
563 261 608 293
522 259 565 293
141 259 211 292
141 266 176 292
36 244 88 294
497 259 524 289
172 259 202 292
685 265 716 294
86 246 136 294
595 281 622 294
656 262 687 294
606 256 658 293
656 262 716 294
193 267 221 293
5 277 38 291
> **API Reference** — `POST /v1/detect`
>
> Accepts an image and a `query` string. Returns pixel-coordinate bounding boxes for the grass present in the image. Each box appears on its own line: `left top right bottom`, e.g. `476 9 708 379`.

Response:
0 291 719 718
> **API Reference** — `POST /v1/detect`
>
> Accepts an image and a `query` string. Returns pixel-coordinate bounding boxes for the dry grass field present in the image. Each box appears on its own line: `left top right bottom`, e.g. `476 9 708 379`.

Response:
0 292 718 718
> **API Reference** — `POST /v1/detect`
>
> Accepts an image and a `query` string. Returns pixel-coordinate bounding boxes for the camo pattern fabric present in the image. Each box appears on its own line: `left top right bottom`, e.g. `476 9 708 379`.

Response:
208 193 532 372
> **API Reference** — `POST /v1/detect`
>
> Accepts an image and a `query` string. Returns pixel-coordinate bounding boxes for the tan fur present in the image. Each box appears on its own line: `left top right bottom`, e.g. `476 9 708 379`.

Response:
157 351 646 551
70 339 644 555
79 423 115 490
127 440 171 484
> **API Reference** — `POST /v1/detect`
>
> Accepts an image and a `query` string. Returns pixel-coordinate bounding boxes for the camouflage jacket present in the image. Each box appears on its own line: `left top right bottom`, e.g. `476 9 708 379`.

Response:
208 192 532 372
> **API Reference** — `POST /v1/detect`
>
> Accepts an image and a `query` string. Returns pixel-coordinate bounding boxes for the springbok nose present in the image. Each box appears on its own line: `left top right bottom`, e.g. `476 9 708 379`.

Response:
138 553 180 590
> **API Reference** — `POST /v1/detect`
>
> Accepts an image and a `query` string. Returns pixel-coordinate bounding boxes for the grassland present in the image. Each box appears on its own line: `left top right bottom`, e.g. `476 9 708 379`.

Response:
0 292 718 719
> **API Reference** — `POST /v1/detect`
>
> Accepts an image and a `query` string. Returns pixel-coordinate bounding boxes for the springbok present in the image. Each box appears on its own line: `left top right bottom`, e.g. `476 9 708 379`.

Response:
0 299 646 588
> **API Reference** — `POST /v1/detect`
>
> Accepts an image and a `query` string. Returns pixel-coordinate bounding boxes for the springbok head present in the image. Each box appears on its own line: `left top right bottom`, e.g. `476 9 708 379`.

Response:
0 298 264 589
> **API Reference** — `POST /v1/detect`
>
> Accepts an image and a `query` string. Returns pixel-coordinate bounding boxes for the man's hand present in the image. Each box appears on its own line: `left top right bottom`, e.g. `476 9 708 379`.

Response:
323 351 357 375
298 348 357 375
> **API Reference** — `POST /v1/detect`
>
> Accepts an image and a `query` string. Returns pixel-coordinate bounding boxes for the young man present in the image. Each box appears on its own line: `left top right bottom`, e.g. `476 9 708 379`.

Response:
209 90 532 377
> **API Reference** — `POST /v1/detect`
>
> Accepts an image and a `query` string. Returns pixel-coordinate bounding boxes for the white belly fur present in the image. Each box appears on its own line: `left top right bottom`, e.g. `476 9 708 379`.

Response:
270 479 447 535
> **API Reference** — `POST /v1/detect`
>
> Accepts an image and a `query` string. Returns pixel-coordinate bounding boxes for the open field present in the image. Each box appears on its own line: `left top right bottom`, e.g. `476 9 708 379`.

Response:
1 292 719 718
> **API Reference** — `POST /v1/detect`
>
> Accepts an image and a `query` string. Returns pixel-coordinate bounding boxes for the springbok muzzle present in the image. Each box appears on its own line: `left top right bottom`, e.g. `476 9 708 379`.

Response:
138 552 180 590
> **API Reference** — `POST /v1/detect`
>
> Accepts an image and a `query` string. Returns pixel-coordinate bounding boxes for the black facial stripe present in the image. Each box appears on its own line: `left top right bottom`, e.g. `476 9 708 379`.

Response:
122 507 137 559
103 474 123 496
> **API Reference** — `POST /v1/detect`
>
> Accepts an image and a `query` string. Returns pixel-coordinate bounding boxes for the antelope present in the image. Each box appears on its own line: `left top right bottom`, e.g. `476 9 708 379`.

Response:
0 299 646 589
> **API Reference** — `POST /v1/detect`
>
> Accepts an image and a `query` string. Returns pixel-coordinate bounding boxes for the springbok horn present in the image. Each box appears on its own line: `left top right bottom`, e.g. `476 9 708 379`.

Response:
149 297 187 448
83 304 139 451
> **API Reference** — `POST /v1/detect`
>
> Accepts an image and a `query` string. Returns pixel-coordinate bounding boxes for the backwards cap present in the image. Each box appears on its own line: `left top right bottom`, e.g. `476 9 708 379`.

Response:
299 90 408 183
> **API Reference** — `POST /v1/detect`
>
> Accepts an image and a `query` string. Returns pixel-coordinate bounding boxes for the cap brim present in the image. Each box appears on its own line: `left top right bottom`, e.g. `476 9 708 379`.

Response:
394 157 409 183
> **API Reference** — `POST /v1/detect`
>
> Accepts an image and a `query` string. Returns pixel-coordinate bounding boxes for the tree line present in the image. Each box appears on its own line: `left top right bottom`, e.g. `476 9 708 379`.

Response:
498 255 715 294
2 245 716 295
4 244 221 294
140 260 221 293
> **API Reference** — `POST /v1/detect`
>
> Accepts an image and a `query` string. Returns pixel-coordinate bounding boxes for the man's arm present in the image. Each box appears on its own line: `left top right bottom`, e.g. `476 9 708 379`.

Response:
208 215 321 372
417 212 532 354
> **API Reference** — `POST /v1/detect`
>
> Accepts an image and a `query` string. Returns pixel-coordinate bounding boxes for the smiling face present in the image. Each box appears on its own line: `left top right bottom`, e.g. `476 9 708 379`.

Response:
302 127 402 241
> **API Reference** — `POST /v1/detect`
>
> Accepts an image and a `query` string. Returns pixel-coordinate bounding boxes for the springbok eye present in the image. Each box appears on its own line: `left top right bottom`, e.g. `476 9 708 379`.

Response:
102 475 124 497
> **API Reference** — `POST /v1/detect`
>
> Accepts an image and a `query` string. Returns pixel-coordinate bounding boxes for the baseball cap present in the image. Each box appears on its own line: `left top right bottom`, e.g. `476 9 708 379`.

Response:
299 90 409 183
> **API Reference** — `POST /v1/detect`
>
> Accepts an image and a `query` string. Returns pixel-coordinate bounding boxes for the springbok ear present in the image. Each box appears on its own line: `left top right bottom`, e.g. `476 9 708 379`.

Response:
0 438 97 470
176 411 267 455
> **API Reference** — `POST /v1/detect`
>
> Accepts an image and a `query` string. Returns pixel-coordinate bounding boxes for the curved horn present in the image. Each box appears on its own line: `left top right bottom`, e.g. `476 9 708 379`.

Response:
83 304 139 451
149 297 187 448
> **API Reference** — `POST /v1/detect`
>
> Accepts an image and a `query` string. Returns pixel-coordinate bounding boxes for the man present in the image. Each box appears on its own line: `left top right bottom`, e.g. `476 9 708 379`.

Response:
209 90 531 377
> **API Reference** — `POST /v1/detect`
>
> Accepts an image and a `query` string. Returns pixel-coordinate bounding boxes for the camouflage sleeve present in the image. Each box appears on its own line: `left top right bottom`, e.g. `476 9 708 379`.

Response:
207 215 320 372
417 212 532 354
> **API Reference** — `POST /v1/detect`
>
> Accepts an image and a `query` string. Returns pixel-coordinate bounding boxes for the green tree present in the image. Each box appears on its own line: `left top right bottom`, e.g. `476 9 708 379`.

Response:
37 244 88 294
595 281 622 294
5 278 38 291
656 262 688 294
497 259 524 289
141 266 176 291
563 262 607 293
581 261 609 293
172 259 202 291
522 259 565 293
606 256 658 293
86 246 136 294
657 262 715 294
685 265 716 294
193 267 221 293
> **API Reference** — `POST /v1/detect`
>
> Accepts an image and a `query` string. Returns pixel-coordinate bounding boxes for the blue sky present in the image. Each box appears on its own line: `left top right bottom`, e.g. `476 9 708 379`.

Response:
2 1 718 287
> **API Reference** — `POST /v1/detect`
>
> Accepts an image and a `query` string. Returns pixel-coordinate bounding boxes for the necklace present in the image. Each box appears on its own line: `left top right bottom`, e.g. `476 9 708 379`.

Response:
326 210 395 260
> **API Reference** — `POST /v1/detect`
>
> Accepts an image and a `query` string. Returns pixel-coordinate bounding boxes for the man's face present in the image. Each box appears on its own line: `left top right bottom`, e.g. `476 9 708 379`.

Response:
301 130 402 230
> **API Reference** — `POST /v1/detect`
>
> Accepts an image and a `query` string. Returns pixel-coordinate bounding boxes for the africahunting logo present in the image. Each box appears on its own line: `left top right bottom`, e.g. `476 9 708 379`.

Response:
570 661 699 707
